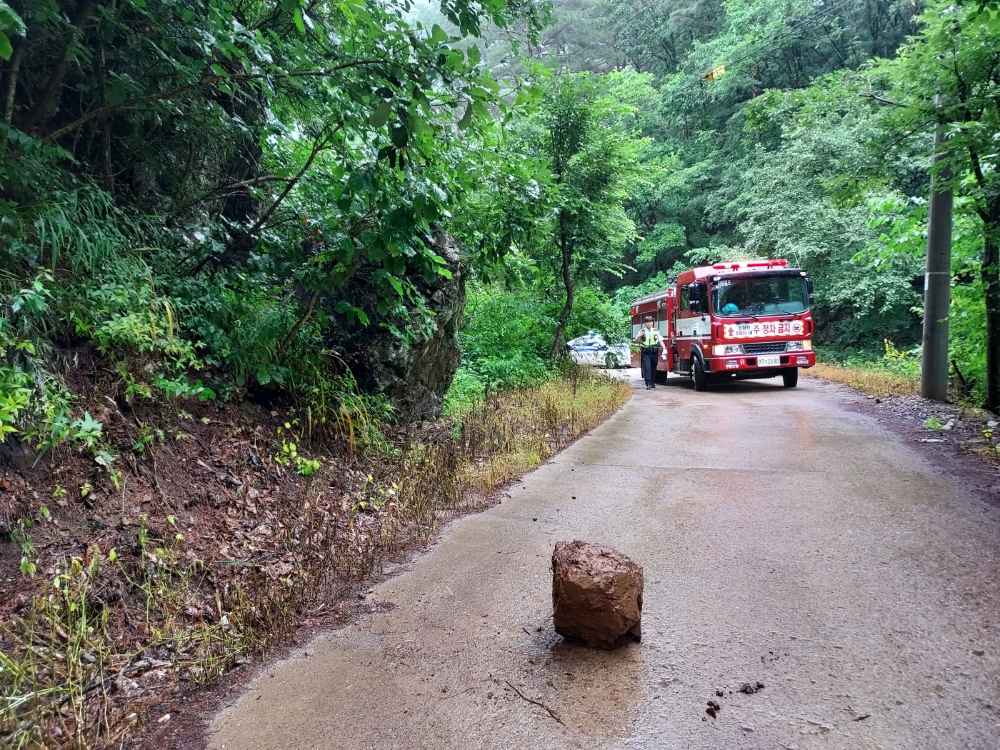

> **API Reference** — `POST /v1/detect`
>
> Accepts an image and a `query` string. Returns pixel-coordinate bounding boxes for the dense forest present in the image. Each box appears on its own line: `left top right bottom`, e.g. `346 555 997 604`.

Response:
2 0 999 430
517 0 998 411
464 0 999 408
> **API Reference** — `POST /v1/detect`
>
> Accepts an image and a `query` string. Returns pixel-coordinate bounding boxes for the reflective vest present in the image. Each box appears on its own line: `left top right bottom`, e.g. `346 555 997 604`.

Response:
642 328 660 347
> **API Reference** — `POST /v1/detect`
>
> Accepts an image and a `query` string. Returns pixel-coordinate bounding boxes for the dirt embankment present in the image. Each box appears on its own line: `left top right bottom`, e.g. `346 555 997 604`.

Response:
0 349 630 749
0 375 386 747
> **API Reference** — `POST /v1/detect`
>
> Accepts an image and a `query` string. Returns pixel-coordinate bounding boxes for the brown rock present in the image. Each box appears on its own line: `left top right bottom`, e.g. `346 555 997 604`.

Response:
551 540 643 649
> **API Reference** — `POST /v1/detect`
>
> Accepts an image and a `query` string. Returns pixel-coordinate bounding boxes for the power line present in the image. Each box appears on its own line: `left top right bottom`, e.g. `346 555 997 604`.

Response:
554 3 653 65
717 0 855 73
539 0 858 77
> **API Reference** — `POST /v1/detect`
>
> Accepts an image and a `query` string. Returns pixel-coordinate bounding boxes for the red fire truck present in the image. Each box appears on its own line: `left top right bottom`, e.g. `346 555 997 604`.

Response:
630 259 816 390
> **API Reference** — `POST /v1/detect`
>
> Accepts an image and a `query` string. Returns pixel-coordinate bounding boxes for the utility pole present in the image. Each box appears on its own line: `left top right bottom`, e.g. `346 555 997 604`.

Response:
921 95 952 402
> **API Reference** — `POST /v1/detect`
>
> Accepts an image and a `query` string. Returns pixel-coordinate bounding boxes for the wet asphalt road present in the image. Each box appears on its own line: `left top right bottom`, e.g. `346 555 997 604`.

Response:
209 373 1000 749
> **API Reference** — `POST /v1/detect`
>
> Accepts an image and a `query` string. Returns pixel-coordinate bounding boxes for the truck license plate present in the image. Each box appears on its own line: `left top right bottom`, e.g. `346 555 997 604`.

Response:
757 355 780 367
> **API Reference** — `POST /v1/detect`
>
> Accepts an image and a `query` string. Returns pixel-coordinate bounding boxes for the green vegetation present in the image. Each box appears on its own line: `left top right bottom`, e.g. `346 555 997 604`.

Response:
809 340 921 398
498 0 998 407
452 285 627 398
0 0 552 452
4 0 995 434
3 0 1000 742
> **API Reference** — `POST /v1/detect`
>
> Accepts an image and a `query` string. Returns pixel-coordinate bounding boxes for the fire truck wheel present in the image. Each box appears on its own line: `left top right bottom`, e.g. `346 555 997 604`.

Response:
692 358 709 391
782 368 799 388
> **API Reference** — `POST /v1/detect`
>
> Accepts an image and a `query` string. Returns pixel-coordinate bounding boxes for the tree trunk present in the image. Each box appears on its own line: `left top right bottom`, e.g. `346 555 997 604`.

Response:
983 228 1000 412
3 42 23 125
23 0 98 135
276 287 321 361
550 213 574 362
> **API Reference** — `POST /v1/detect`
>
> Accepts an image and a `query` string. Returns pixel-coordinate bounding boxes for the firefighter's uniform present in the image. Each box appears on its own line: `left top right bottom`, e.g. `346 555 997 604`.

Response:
636 327 664 389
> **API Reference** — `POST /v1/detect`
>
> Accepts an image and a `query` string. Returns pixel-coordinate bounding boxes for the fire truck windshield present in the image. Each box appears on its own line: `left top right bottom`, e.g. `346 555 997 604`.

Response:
712 276 809 317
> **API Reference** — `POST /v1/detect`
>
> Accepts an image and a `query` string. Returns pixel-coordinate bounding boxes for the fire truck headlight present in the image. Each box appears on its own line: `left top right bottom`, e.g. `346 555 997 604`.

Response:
787 340 805 351
712 344 742 356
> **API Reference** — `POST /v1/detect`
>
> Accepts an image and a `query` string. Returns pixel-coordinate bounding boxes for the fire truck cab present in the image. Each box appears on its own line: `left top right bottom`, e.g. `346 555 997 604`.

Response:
629 259 816 390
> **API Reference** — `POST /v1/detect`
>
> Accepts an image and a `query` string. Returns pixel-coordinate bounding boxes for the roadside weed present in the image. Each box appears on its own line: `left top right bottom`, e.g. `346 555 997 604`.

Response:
11 519 37 577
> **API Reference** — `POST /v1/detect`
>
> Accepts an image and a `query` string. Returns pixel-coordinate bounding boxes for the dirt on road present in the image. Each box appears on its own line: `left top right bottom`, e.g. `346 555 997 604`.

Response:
207 373 1000 750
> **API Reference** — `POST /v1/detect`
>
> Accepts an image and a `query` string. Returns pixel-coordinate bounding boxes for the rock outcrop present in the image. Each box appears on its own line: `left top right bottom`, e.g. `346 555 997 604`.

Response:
334 231 465 420
377 231 465 419
551 540 643 649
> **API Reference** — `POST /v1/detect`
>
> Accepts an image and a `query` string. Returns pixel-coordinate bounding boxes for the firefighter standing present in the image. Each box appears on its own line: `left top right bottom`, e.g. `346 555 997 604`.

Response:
633 315 666 389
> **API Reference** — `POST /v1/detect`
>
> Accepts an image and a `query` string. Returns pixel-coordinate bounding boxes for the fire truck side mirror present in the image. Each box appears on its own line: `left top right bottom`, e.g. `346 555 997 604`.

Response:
806 277 814 295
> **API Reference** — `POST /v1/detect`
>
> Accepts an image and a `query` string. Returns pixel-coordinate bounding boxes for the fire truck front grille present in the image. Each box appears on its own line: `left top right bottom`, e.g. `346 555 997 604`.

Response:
743 342 787 355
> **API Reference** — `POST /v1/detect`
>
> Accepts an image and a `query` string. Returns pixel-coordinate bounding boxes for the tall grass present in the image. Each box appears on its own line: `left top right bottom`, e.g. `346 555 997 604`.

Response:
4 183 143 276
0 366 631 749
807 341 921 398
807 361 920 397
398 365 632 532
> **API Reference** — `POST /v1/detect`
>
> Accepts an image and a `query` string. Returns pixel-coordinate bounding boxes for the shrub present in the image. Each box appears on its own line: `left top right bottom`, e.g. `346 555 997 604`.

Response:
459 284 628 391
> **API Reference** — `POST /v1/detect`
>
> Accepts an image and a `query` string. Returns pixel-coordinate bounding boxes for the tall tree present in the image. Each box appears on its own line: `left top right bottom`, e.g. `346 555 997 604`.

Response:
522 74 643 360
874 0 1000 408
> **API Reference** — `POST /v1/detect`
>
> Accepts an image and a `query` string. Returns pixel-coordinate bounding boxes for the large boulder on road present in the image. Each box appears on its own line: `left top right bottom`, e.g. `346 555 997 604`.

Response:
551 540 643 649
